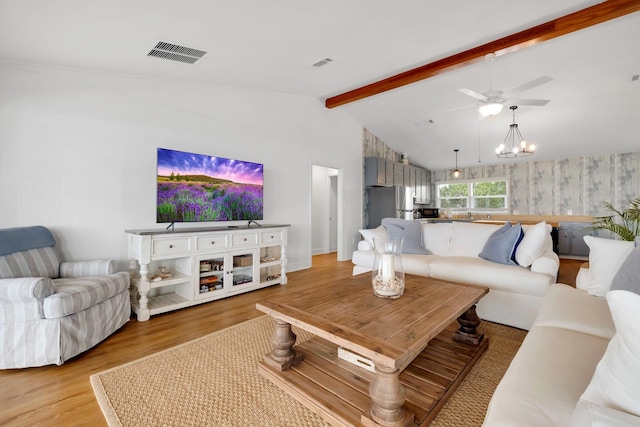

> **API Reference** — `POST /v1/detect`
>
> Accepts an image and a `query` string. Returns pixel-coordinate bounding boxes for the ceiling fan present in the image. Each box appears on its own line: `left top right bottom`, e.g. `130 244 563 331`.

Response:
455 53 552 118
458 75 553 118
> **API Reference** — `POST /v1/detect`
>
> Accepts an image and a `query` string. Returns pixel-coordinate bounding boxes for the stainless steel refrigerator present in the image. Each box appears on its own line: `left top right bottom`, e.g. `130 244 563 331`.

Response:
367 186 414 228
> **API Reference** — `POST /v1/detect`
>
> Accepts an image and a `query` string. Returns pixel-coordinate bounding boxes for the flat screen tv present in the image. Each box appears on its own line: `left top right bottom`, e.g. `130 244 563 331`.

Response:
156 148 263 223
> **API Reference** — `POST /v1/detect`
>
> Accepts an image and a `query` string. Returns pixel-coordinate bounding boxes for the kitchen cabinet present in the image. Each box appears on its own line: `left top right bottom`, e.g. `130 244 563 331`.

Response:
364 157 430 204
557 222 591 258
393 162 405 186
414 168 431 204
364 157 394 186
408 166 417 193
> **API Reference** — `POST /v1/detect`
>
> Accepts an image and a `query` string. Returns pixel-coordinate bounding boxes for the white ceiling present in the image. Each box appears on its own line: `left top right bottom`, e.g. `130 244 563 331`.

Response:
1 0 638 170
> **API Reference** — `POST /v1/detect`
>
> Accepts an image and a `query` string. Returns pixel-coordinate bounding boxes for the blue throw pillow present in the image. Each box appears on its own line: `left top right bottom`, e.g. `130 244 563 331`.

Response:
381 218 431 255
479 222 524 265
610 247 640 295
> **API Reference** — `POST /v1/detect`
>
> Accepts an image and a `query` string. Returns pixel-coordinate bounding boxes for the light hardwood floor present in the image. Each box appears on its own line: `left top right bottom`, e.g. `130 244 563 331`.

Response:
0 254 581 427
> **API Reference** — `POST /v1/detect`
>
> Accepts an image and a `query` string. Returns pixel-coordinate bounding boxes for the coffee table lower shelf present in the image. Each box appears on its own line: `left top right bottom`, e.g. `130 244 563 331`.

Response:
258 322 489 427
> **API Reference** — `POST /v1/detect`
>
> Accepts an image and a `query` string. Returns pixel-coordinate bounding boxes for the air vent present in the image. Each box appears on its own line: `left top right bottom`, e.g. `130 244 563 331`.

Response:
147 41 207 64
312 58 333 67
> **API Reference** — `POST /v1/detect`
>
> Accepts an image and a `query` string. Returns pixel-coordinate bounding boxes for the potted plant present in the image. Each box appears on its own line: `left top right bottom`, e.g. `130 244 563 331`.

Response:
589 197 640 241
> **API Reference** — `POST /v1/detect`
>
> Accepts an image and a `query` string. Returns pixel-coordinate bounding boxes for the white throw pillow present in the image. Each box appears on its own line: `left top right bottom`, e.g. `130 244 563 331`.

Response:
578 290 640 418
583 236 634 296
358 226 387 248
515 221 550 267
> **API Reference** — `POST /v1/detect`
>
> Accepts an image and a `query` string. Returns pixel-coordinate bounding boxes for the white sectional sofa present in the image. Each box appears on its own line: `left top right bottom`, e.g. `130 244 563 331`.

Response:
352 220 560 330
484 236 640 426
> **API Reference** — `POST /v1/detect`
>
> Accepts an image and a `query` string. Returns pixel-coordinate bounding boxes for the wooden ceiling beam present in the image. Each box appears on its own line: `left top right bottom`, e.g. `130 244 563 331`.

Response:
325 0 640 109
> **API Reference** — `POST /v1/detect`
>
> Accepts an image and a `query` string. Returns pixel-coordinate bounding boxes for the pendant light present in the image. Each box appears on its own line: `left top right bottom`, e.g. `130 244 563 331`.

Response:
453 149 461 177
495 106 535 158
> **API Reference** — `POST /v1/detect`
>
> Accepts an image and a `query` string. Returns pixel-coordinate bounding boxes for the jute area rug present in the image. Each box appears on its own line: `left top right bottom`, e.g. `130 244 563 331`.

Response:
90 315 526 427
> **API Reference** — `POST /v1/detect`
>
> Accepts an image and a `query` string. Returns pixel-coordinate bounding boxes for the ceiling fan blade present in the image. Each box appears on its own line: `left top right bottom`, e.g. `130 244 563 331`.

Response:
506 99 550 106
458 88 488 101
504 76 553 96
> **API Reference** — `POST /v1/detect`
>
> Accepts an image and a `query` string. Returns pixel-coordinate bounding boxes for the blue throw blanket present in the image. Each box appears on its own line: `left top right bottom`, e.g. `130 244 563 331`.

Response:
0 226 56 256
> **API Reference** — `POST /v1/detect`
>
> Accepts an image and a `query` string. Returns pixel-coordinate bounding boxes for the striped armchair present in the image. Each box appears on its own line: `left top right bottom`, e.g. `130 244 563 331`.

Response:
0 226 131 369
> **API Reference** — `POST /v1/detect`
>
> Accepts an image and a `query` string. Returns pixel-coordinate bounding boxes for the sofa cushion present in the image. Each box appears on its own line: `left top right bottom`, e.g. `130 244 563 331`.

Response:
582 236 634 296
359 226 387 248
570 400 640 427
483 325 610 427
428 256 550 297
479 222 523 265
579 290 640 418
421 223 452 255
515 221 550 267
43 272 130 318
381 218 430 255
351 249 436 277
610 247 640 295
0 247 60 279
449 222 500 257
534 284 615 340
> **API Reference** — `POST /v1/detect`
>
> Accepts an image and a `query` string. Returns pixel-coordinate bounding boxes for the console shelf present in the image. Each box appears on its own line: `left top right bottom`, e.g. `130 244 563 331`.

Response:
126 224 289 321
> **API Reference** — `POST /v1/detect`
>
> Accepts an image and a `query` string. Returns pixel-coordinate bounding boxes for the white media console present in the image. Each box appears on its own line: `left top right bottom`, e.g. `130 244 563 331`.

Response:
126 224 289 321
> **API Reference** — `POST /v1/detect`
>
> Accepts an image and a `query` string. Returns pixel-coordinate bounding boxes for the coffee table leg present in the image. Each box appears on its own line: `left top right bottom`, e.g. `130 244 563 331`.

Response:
263 318 303 371
454 304 485 345
363 366 414 427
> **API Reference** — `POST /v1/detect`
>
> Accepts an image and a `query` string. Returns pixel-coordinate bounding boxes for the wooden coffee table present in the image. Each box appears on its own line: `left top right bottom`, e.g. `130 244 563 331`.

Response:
257 274 489 427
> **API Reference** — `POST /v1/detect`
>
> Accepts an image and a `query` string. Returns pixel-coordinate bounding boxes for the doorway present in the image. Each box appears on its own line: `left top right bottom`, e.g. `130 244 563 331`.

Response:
311 165 342 261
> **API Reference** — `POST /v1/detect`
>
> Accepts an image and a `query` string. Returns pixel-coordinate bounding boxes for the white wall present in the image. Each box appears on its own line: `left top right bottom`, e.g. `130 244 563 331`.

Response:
0 63 363 271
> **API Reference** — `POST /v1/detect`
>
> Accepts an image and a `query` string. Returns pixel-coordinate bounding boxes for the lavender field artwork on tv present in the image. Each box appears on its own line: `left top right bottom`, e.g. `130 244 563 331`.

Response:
157 148 263 223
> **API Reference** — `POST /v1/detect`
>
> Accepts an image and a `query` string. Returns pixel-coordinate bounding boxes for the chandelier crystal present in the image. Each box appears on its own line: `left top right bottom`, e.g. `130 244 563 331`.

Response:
495 106 535 158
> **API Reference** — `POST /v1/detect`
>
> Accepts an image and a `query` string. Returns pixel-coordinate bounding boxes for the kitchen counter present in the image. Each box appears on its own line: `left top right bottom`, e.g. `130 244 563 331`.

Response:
421 214 593 227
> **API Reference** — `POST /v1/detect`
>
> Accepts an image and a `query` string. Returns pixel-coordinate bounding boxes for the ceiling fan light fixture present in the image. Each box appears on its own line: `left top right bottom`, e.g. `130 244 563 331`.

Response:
479 102 503 117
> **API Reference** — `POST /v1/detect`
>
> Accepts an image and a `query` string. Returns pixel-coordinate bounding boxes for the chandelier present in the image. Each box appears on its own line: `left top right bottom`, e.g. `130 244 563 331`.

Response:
495 106 535 158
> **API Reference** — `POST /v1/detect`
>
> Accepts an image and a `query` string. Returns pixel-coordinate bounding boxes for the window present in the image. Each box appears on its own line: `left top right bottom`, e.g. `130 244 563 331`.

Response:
437 179 508 212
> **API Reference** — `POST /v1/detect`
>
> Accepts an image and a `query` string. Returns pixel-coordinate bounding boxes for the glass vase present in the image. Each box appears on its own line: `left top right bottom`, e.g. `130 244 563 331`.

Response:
371 238 405 299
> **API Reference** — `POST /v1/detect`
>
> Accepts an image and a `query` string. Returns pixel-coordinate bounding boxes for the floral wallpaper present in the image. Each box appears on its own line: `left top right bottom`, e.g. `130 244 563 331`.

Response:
431 152 640 216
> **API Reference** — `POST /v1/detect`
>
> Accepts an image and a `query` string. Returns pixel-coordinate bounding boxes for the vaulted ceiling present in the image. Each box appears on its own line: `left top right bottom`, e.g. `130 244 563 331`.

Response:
1 0 638 170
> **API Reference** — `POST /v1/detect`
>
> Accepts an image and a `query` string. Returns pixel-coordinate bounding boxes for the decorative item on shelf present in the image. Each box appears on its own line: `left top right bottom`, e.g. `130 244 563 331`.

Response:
401 153 409 165
233 274 253 286
265 274 280 281
495 106 535 158
371 238 405 299
199 276 219 285
199 261 211 272
452 149 461 178
588 197 640 241
260 256 277 263
150 266 173 281
233 255 252 267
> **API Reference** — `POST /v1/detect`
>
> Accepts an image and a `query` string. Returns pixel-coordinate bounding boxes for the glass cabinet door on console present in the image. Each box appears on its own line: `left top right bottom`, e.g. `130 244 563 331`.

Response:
196 254 226 298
